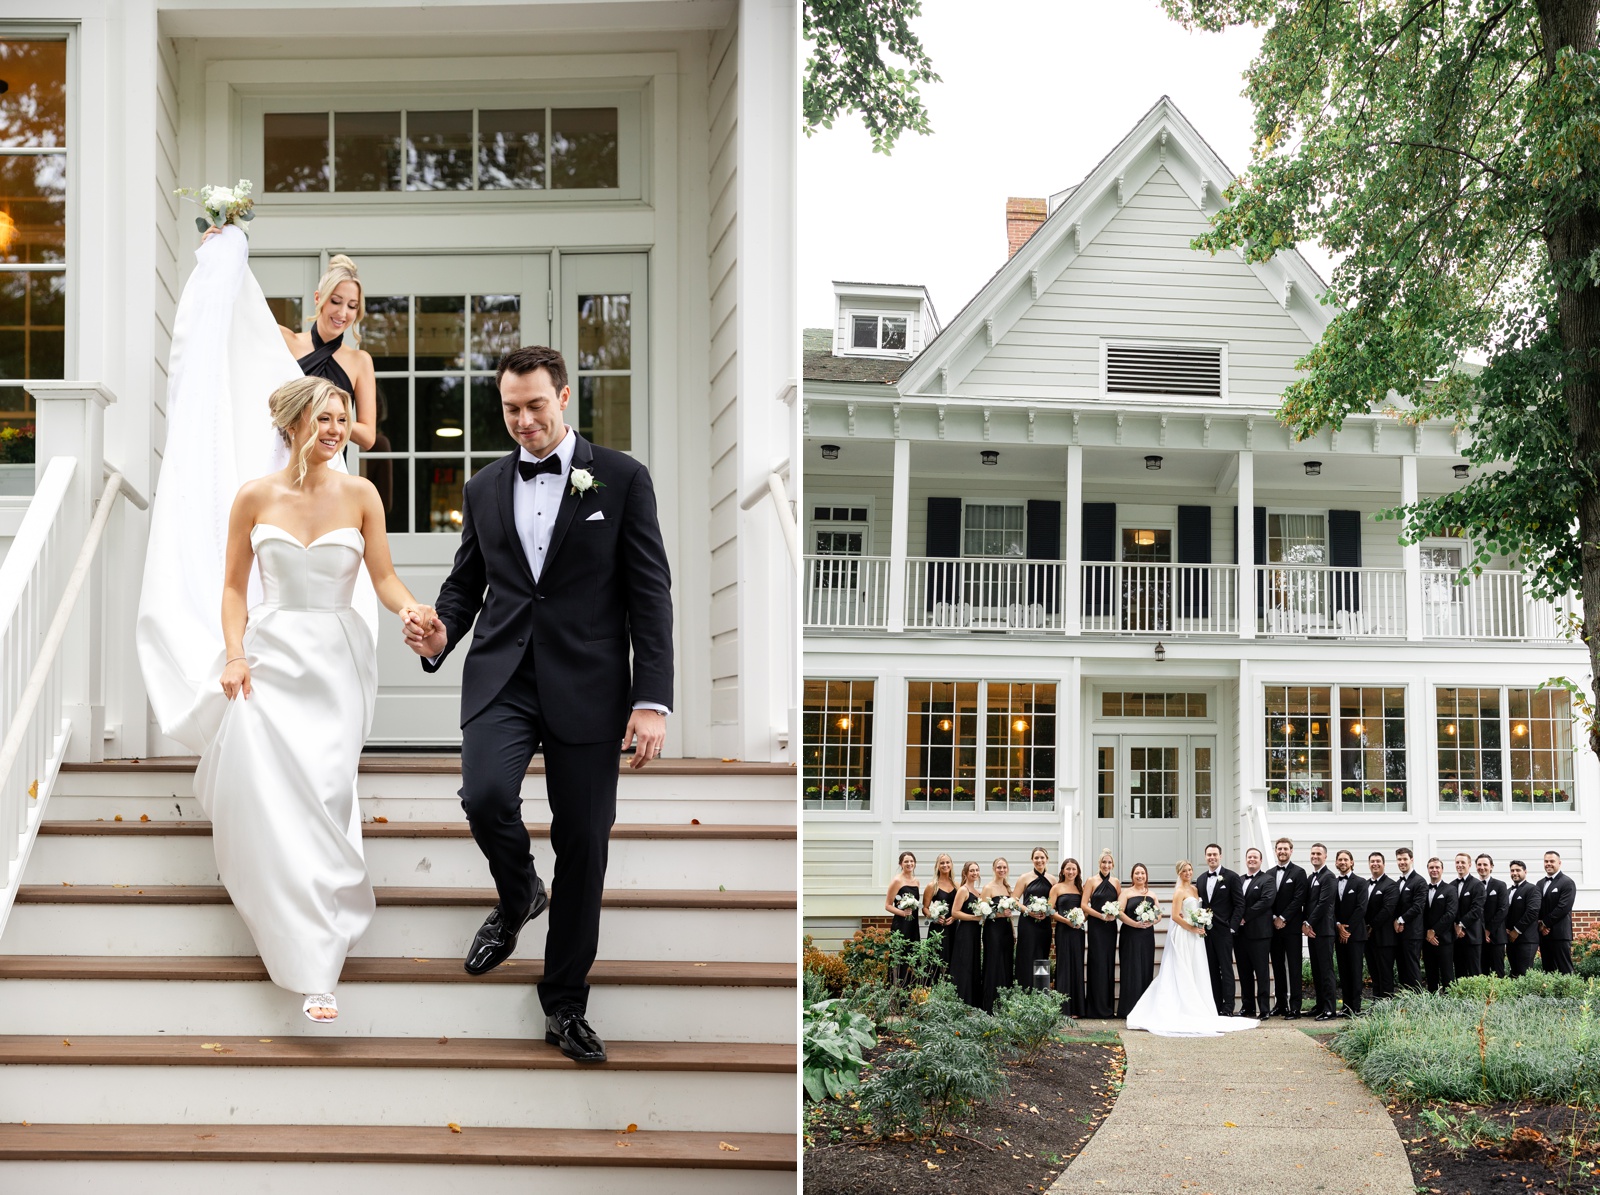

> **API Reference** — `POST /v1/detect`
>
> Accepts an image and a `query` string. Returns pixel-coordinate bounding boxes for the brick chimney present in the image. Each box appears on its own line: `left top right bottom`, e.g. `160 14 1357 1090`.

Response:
1006 197 1047 258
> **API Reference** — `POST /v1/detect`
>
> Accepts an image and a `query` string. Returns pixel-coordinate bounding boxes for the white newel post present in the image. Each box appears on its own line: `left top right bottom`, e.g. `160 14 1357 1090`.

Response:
886 437 910 633
1064 444 1082 636
1236 449 1255 640
29 382 115 764
1401 454 1423 641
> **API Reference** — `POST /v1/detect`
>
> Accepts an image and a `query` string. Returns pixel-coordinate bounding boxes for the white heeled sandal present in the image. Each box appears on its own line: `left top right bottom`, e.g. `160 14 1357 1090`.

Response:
303 992 339 1022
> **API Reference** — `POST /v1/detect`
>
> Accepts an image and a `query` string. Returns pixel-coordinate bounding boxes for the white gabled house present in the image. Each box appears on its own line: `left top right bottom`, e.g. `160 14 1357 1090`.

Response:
802 97 1597 947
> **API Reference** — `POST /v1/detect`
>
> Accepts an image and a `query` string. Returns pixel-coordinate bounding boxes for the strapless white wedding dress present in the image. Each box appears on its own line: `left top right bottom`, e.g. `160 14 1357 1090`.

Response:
1126 896 1259 1037
190 525 377 994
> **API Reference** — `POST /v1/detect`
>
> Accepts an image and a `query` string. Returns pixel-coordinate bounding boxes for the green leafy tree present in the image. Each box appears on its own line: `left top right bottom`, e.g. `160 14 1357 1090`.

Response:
803 0 940 152
1163 0 1600 741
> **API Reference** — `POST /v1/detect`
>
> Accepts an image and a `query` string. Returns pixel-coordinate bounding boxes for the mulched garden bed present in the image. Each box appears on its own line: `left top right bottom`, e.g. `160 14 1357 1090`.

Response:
802 1034 1124 1195
1389 1098 1600 1194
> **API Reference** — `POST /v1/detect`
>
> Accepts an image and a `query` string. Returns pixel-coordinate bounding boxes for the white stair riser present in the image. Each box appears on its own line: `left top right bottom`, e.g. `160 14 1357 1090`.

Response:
24 835 790 890
1 904 796 962
0 1163 796 1194
0 1065 796 1134
0 980 797 1043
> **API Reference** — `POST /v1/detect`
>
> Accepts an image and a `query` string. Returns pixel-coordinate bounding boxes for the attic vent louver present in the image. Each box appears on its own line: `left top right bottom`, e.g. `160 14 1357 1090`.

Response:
1105 343 1223 398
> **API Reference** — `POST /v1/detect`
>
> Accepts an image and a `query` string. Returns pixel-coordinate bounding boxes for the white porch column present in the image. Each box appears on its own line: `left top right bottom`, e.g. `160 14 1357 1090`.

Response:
1064 444 1083 636
886 437 910 632
1236 449 1255 640
1401 454 1423 641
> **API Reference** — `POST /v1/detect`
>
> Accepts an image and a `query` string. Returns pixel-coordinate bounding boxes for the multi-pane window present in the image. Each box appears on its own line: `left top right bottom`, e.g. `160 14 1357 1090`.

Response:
812 504 869 588
849 313 908 352
575 293 632 450
1194 744 1213 819
802 679 874 811
0 39 66 460
264 107 619 193
1509 688 1575 810
962 502 1024 558
906 681 1056 811
1096 744 1116 819
984 683 1057 811
1338 687 1408 809
1267 513 1326 565
1264 685 1334 810
1101 691 1208 718
1436 687 1504 809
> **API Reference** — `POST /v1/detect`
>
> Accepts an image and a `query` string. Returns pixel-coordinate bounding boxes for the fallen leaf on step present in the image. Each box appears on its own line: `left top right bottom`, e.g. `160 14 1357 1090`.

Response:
719 1142 741 1152
113 884 129 889
690 818 700 825
20 1121 28 1127
615 1142 629 1148
625 1124 638 1133
719 885 726 892
437 1036 449 1045
1223 1122 1237 1128
447 1123 462 1133
373 816 388 823
413 958 431 963
200 1043 224 1051
27 780 37 799
60 881 71 887
720 758 735 763
694 962 708 967
258 1039 272 1043
61 1039 70 1047
114 815 122 821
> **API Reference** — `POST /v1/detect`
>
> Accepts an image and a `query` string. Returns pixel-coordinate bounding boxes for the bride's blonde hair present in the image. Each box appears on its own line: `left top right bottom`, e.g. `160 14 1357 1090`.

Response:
313 253 364 345
270 376 349 486
1175 860 1194 883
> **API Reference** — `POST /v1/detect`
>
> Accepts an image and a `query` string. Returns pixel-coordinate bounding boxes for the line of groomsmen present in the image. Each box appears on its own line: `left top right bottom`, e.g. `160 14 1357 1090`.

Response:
1194 838 1579 1022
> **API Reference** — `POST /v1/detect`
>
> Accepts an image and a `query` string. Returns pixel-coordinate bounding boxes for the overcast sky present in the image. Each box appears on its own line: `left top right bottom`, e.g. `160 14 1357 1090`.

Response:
799 0 1336 330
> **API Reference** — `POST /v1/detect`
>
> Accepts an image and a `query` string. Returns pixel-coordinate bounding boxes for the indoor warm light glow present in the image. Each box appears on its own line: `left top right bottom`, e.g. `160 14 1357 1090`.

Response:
1513 722 1527 737
1445 723 1457 736
1281 722 1295 735
1349 722 1364 736
1133 529 1155 547
1310 722 1321 736
1012 718 1029 733
447 509 463 526
835 716 851 731
937 718 952 732
0 211 16 255
436 426 464 438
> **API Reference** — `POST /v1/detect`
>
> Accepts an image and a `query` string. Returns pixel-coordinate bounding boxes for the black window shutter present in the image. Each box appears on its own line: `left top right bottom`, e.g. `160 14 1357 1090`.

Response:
925 497 962 609
1081 502 1116 616
1253 506 1267 616
1328 509 1363 612
1177 505 1211 617
1026 500 1061 612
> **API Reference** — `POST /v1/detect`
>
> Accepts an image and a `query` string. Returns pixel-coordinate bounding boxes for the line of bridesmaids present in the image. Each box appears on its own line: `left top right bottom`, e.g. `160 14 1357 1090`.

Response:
883 847 1162 1017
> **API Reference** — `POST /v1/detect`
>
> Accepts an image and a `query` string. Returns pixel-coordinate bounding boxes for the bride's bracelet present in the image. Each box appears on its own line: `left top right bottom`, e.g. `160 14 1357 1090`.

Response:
226 656 247 664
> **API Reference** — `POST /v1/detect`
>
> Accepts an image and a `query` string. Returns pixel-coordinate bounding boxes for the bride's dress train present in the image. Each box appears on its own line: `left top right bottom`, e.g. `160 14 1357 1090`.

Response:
1126 896 1259 1037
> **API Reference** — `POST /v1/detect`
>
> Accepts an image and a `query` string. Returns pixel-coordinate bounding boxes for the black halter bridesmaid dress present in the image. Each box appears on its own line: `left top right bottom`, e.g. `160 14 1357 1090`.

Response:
889 883 921 985
1117 893 1157 1016
1084 875 1119 1017
1054 888 1086 1017
929 883 959 979
951 892 982 1006
297 324 354 392
1014 870 1054 990
980 897 1015 1012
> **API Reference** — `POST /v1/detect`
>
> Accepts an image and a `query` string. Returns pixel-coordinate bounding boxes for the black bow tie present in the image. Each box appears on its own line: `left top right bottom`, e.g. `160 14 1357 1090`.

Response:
518 455 562 481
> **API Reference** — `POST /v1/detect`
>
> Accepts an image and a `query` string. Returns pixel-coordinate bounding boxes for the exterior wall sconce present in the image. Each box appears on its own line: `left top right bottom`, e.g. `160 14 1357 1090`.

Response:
1454 464 1470 479
1144 455 1162 470
1304 461 1322 476
820 444 840 460
981 450 999 466
1154 640 1166 662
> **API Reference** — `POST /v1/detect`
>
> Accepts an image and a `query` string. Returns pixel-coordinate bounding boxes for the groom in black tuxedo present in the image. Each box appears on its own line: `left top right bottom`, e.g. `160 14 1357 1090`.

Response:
1198 843 1240 1015
407 345 674 1063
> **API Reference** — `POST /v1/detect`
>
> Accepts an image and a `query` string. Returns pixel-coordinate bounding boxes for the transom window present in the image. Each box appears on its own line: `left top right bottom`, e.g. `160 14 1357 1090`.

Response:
962 502 1024 558
802 679 875 811
1437 686 1575 812
849 313 908 352
1101 691 1209 719
905 680 1056 811
1268 513 1327 565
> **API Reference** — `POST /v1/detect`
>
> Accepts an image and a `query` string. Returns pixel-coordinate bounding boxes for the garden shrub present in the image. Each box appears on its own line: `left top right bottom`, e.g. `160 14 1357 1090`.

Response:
1449 972 1598 1002
1573 936 1600 980
802 998 878 1102
802 935 849 997
803 965 829 1006
993 986 1069 1065
857 987 1009 1138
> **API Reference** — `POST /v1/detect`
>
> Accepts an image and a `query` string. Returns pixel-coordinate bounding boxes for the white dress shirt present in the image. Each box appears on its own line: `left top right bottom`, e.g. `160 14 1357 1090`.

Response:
516 431 575 582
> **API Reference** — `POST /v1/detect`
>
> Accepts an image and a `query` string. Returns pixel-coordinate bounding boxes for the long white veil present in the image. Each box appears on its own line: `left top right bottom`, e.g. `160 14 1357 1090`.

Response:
136 224 379 752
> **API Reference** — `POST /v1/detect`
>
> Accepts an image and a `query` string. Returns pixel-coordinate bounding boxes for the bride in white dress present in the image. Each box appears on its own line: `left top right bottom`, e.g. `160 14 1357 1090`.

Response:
193 377 436 1021
1125 860 1259 1038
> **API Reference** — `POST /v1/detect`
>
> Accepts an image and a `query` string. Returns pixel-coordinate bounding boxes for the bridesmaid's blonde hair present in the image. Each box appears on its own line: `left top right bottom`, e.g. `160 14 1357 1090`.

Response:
313 253 364 345
270 376 349 486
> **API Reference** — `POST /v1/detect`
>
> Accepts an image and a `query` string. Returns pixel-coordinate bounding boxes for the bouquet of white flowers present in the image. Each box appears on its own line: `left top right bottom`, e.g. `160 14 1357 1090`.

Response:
1099 900 1122 920
894 893 921 913
1026 896 1052 917
996 896 1022 916
1065 906 1087 929
974 898 996 921
1135 899 1161 924
176 179 256 235
927 900 950 922
1183 905 1214 930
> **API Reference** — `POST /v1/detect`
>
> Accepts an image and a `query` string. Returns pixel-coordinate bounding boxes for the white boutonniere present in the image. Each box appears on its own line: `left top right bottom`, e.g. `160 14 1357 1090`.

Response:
569 467 604 497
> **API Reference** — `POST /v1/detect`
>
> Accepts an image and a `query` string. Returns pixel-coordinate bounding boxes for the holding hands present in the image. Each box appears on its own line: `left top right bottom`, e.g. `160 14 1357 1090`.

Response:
401 606 447 657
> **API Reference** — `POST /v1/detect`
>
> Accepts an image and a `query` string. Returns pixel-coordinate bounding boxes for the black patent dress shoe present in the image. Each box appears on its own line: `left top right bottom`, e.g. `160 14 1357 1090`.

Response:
546 1009 607 1063
464 875 548 976
1313 1011 1336 1021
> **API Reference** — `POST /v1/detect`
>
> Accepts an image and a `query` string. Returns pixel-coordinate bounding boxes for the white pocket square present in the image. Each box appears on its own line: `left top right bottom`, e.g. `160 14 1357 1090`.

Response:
585 510 605 521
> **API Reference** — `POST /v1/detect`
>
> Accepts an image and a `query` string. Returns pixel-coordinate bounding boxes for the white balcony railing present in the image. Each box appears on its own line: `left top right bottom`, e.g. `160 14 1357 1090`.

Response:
1419 569 1573 641
903 557 1067 631
803 555 891 629
1080 562 1239 635
1258 566 1406 638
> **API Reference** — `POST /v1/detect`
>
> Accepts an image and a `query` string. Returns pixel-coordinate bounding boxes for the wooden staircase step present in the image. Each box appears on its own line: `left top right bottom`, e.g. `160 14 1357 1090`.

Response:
62 756 797 778
0 955 796 987
38 820 795 841
16 885 796 911
0 1035 795 1072
0 1122 797 1169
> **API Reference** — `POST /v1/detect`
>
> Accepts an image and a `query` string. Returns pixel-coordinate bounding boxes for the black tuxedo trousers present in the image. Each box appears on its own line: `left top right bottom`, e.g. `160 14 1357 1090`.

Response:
1270 924 1303 1013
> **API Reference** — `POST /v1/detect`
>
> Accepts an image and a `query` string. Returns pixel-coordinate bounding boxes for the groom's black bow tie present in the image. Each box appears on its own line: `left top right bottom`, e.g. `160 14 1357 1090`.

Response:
518 455 562 481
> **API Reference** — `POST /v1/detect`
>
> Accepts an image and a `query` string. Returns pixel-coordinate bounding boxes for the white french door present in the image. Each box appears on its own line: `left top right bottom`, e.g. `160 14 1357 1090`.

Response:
1092 734 1218 878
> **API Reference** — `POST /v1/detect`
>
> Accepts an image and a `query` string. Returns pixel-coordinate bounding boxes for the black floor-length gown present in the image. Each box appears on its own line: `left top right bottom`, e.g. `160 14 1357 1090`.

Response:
980 906 1015 1012
1014 871 1055 991
1054 890 1086 1017
929 884 959 981
890 883 921 985
951 892 982 1006
1117 893 1157 1016
1085 876 1119 1017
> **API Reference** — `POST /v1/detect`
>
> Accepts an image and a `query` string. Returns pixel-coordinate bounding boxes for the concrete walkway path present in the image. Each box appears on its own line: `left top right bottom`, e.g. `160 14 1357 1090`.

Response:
1049 1020 1414 1195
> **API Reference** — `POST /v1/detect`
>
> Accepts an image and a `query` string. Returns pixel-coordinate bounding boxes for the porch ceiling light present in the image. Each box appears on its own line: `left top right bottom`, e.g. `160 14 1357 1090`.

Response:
820 443 841 460
1134 529 1156 546
981 450 999 466
1304 460 1322 476
1144 455 1162 471
1154 640 1166 663
1454 464 1470 480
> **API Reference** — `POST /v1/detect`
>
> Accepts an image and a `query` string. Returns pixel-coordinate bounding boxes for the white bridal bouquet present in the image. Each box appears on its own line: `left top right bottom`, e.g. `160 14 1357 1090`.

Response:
927 900 950 922
1026 896 1052 917
1183 905 1214 930
1100 900 1122 920
176 179 256 235
1136 899 1161 924
996 896 1022 916
1065 907 1087 929
974 898 996 921
894 893 921 913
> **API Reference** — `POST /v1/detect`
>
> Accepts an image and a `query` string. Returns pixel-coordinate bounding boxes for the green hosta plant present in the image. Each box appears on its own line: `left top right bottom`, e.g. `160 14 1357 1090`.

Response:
803 998 877 1102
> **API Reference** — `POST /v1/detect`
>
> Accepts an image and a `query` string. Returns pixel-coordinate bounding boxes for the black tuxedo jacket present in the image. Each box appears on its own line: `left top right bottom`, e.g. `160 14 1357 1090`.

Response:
425 435 675 742
1304 866 1337 936
1423 882 1459 935
1482 877 1510 943
1452 874 1486 937
1506 879 1542 937
1539 872 1577 941
1365 874 1400 946
1334 872 1370 941
1394 870 1428 942
1271 862 1308 926
1199 866 1241 925
1235 869 1276 939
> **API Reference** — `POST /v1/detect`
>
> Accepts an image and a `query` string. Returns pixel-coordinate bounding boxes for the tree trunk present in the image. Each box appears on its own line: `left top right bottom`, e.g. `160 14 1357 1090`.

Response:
1537 0 1600 750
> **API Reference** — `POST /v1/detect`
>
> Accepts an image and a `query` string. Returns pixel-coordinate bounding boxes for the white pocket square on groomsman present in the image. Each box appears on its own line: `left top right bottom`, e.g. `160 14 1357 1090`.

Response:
585 510 605 521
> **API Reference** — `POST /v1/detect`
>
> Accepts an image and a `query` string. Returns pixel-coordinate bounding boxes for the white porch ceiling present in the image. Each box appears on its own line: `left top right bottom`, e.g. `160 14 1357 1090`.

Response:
157 0 737 37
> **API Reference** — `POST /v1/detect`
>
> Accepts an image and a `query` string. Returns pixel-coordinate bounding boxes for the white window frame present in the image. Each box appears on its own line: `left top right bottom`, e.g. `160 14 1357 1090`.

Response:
959 498 1026 560
843 309 912 357
903 677 1058 815
1265 508 1329 565
1432 684 1578 817
1098 337 1229 403
809 494 875 557
1261 681 1412 815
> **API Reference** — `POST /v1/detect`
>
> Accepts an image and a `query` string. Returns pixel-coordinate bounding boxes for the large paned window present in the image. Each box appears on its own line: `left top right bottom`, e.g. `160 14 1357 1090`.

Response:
1338 687 1408 809
1267 684 1411 812
1509 688 1575 810
1436 686 1576 812
0 38 66 457
1267 513 1326 565
812 503 869 589
1265 685 1334 810
802 679 874 811
906 680 1056 811
1436 687 1504 809
963 503 1024 558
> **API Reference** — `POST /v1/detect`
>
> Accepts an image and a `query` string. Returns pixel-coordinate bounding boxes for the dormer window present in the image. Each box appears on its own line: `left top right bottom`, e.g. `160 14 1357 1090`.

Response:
851 313 908 352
